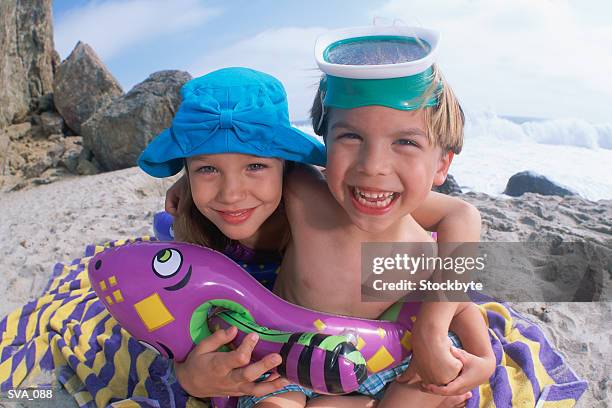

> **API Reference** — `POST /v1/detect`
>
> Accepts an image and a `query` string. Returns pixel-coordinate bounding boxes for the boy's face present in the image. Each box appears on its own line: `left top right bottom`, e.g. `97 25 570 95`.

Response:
186 153 283 243
325 106 452 233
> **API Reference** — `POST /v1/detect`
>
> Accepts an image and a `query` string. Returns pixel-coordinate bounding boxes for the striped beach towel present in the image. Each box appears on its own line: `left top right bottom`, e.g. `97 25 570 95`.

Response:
0 238 587 407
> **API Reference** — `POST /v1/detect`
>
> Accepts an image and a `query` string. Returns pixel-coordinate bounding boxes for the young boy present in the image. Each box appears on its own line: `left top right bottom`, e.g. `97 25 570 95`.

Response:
241 30 495 407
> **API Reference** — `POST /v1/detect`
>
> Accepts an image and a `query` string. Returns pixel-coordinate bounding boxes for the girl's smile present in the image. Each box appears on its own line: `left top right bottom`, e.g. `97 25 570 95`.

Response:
186 153 284 244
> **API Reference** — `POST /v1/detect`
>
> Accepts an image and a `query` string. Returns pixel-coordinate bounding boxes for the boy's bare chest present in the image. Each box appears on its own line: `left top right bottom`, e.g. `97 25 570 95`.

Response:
277 235 392 319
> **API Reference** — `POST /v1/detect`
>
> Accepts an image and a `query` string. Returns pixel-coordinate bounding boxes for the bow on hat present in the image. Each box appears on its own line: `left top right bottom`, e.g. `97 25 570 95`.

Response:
170 91 284 155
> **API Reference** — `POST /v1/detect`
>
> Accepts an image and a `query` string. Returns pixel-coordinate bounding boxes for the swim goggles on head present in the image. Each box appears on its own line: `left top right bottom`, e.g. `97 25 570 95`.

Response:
314 25 441 126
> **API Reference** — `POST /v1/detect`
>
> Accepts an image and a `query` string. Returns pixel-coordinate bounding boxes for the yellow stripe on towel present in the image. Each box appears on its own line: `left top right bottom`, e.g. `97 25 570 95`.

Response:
501 351 537 407
506 326 554 392
478 382 495 408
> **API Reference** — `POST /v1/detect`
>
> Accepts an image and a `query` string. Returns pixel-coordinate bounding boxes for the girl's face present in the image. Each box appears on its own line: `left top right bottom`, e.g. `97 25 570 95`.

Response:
186 153 284 244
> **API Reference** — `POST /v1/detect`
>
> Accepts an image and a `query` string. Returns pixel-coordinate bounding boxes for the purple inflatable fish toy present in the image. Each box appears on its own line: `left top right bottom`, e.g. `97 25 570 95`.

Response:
88 241 421 398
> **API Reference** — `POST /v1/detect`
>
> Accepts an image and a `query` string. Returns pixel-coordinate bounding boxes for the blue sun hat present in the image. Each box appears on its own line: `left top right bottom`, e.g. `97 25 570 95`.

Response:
139 67 326 177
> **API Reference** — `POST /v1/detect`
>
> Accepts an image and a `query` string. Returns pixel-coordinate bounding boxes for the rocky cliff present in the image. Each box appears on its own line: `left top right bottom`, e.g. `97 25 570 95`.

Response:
0 0 58 128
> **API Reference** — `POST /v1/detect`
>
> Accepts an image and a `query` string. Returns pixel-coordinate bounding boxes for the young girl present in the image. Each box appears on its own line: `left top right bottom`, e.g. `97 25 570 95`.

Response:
144 67 483 406
139 66 327 399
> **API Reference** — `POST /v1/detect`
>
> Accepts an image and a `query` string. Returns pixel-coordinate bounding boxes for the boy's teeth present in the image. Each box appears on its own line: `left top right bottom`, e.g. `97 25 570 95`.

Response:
356 194 393 207
354 187 395 199
353 187 396 207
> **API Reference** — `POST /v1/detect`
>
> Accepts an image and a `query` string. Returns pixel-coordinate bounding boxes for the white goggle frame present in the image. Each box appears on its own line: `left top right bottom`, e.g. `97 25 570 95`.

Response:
314 25 440 80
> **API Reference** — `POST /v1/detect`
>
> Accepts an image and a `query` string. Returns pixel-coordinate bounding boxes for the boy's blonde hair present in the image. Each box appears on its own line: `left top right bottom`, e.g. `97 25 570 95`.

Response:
311 64 464 154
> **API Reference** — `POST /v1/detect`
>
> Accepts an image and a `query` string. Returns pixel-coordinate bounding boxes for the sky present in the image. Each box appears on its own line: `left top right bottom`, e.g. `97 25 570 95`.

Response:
52 0 612 123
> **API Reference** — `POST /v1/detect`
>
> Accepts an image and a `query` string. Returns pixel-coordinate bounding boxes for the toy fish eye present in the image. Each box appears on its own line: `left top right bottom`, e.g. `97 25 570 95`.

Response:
152 248 183 278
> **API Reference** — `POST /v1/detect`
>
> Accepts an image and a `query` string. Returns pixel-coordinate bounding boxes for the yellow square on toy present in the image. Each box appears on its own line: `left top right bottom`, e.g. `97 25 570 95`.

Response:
313 319 326 331
400 331 412 350
113 290 124 303
134 293 175 332
366 346 394 373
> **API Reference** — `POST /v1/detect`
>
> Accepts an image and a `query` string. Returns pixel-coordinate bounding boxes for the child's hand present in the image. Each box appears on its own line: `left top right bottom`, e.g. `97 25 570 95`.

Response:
165 175 187 216
175 326 289 398
399 333 463 386
421 347 496 397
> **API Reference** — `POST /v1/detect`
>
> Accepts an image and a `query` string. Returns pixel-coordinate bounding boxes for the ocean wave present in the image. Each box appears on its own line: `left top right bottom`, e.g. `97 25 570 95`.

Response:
465 113 612 151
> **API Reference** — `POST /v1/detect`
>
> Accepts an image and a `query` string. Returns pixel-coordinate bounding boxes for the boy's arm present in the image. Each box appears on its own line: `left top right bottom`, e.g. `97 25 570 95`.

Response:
405 193 482 385
412 191 481 241
405 302 463 385
420 304 496 396
449 303 493 360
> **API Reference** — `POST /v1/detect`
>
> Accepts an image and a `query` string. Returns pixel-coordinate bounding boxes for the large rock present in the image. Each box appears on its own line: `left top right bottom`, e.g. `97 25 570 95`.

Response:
53 42 123 134
39 111 65 136
433 174 462 195
504 171 576 197
0 0 57 128
81 70 191 171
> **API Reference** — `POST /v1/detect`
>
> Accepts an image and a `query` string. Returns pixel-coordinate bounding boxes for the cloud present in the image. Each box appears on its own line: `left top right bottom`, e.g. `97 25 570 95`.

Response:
187 27 329 121
54 0 221 60
369 0 612 121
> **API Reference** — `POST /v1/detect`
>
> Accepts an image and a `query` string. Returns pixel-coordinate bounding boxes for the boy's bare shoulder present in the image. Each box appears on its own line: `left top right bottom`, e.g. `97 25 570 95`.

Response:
284 163 328 201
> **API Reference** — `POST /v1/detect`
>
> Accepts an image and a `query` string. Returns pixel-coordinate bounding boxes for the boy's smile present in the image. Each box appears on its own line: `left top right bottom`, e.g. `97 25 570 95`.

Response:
350 186 399 215
324 106 452 233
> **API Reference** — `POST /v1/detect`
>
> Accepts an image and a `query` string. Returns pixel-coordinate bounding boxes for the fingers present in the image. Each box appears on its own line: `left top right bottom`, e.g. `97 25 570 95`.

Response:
164 190 179 216
244 377 290 398
437 392 472 408
397 360 420 384
450 347 470 364
164 176 186 216
226 333 259 370
238 353 283 383
195 326 238 355
164 198 177 216
424 376 469 397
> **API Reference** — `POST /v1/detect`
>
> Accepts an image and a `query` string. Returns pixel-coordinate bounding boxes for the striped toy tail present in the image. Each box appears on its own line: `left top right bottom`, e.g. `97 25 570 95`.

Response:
208 310 367 394
277 333 367 394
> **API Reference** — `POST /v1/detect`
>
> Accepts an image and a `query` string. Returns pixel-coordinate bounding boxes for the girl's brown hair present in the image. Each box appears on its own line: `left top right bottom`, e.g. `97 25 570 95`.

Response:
172 171 231 252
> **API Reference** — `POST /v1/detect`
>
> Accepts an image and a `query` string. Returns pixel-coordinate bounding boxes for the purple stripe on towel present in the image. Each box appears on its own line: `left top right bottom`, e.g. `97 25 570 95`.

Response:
504 340 540 398
13 300 37 346
486 309 510 343
514 321 564 378
543 382 588 402
490 364 513 408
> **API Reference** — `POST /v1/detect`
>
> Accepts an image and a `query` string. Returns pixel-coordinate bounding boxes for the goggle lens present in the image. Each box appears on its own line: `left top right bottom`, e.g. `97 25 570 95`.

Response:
324 36 431 66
